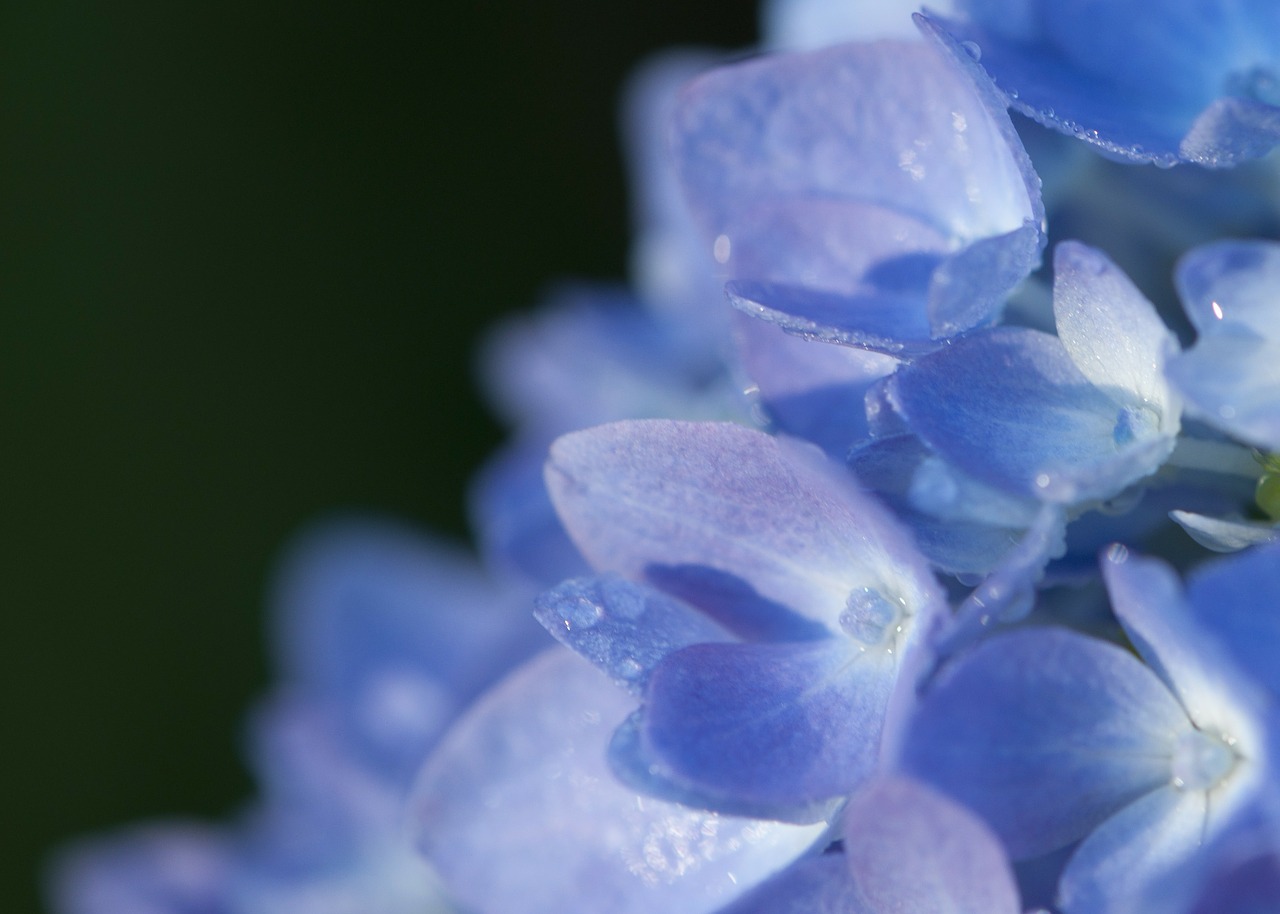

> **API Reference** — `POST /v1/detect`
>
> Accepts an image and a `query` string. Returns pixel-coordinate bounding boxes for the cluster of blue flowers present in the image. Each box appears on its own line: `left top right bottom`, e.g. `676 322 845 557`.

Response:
53 1 1280 912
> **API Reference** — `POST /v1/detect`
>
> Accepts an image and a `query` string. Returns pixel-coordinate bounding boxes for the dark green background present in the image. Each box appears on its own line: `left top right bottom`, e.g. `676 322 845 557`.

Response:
3 3 755 910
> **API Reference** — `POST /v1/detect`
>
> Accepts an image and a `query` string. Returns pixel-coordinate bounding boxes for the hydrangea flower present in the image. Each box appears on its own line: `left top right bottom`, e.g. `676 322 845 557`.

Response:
50 2 1280 912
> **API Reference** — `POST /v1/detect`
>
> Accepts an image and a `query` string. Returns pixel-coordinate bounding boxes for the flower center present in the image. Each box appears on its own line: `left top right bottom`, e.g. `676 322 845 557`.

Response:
1171 727 1240 792
839 587 906 649
1112 404 1159 447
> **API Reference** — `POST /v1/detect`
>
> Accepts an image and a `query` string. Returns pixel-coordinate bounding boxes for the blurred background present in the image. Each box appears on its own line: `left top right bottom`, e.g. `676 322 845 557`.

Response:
2 2 755 909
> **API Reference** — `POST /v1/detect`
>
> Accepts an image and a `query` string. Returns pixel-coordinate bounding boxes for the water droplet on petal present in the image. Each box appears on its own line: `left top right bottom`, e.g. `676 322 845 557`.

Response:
564 596 603 630
960 40 981 61
839 587 905 648
1105 543 1129 564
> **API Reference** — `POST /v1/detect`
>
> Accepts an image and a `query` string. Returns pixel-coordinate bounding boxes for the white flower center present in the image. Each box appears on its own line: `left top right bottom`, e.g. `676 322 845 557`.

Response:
1171 727 1239 792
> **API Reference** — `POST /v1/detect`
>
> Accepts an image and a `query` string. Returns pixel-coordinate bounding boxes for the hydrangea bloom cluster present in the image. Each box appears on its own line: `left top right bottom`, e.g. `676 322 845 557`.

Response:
52 1 1280 912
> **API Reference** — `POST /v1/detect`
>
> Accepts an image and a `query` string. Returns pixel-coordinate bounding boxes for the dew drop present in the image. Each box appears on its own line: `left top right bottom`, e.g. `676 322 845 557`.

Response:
616 657 644 680
1105 543 1129 564
564 597 603 630
1171 728 1239 792
839 587 904 647
960 40 981 61
713 234 731 264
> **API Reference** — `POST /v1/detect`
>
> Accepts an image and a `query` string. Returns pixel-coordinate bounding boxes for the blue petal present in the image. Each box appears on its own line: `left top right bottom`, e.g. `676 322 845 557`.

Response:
1176 240 1280 338
673 37 1041 344
842 776 1021 914
1102 547 1265 739
1171 510 1279 553
1186 541 1280 700
763 0 956 48
410 649 826 914
633 639 897 814
929 6 1280 165
533 575 731 695
469 441 589 586
898 627 1189 858
731 309 898 456
546 420 944 641
1167 333 1280 451
848 434 1038 576
727 276 935 357
1053 241 1179 423
620 51 726 345
714 855 859 914
1057 787 1205 914
888 327 1173 504
50 825 234 914
268 519 545 780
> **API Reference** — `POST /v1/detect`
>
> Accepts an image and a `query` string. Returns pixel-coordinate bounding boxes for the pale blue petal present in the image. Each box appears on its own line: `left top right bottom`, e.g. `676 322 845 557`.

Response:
763 0 955 48
620 51 726 345
673 37 1041 343
545 420 944 640
1186 541 1280 700
731 309 899 456
634 640 897 814
1057 787 1205 914
715 855 857 913
1101 548 1258 739
1171 510 1279 553
469 441 589 586
898 627 1188 858
1176 240 1280 338
410 649 825 914
1181 96 1280 168
533 575 731 696
938 505 1066 658
1166 334 1280 451
848 434 1037 576
1053 241 1179 423
49 825 234 914
267 519 545 780
727 278 935 357
888 327 1174 504
842 776 1021 914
